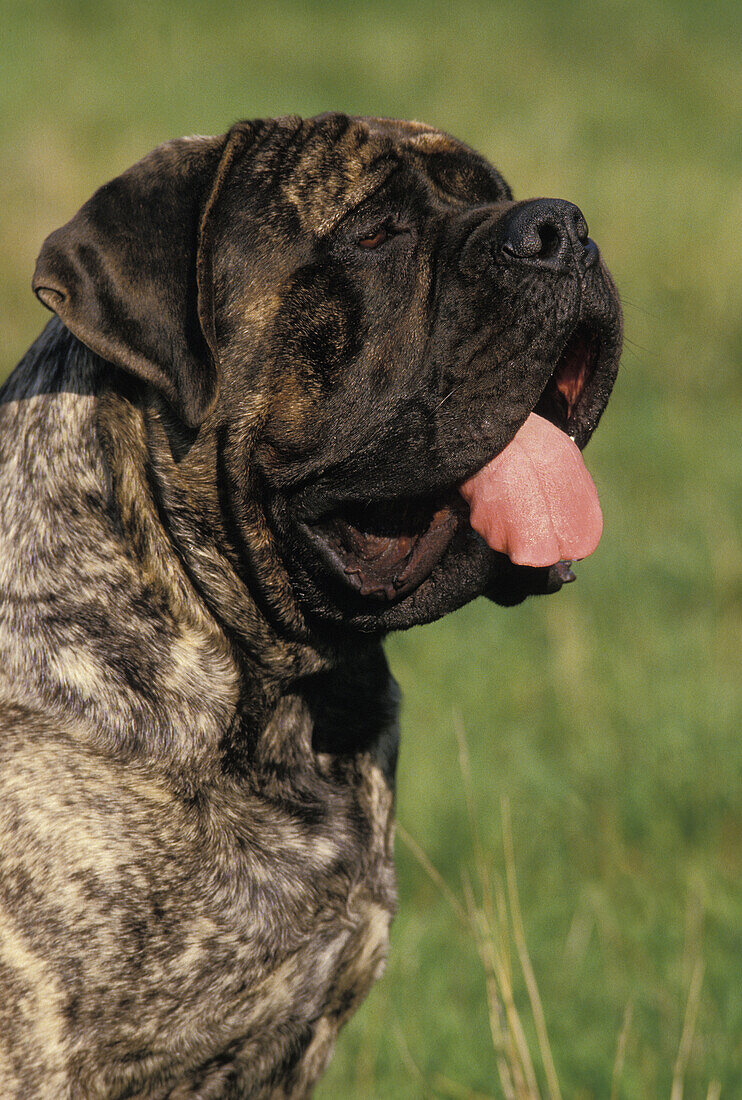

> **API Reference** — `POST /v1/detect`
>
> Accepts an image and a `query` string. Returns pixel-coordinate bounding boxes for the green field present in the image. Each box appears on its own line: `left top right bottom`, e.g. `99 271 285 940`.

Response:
2 1 741 1095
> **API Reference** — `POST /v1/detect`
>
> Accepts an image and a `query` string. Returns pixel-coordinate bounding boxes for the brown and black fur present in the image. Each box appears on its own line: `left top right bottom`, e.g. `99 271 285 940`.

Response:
0 115 621 1097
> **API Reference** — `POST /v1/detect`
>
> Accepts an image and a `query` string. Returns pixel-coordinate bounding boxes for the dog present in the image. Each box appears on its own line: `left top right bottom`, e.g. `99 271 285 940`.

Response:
0 114 621 1097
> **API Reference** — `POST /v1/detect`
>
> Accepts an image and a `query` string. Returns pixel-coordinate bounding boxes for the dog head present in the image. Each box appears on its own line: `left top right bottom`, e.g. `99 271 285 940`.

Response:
34 114 621 638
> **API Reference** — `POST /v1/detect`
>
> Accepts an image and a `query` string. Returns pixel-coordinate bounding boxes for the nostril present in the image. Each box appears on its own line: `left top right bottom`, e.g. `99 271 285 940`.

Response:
537 222 561 259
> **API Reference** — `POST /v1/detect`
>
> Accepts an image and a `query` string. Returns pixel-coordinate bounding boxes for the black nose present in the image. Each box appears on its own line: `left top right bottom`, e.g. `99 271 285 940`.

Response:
499 199 598 270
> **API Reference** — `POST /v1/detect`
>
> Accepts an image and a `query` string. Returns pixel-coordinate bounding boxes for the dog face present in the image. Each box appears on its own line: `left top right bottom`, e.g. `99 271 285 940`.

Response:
34 114 621 638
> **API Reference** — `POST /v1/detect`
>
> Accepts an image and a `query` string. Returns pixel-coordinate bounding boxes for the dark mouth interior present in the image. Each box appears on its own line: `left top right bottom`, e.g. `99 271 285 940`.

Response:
304 323 602 604
534 324 601 433
307 496 460 602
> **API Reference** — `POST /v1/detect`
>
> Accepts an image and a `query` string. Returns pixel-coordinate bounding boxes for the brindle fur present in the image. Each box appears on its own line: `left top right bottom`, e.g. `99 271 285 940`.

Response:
0 115 621 1097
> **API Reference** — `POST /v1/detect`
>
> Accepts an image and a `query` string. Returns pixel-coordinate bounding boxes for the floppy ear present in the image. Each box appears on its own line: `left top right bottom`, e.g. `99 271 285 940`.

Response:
33 129 252 428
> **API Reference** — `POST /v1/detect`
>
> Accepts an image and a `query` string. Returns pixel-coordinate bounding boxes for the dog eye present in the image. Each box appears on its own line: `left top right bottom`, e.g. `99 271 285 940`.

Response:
358 226 389 249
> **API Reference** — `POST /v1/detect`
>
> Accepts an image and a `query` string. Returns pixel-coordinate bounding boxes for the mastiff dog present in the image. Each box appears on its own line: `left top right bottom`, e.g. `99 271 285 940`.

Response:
0 114 621 1097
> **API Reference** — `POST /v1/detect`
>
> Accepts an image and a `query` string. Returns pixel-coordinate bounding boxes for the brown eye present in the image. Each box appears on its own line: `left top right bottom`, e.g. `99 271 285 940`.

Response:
358 226 389 249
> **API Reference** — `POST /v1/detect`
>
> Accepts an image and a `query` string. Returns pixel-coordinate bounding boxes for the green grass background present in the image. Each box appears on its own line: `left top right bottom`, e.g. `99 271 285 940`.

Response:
2 1 741 1095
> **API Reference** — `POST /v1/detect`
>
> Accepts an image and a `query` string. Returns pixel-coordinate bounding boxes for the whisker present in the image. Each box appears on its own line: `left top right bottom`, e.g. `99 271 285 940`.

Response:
436 384 463 410
621 336 653 356
618 297 659 320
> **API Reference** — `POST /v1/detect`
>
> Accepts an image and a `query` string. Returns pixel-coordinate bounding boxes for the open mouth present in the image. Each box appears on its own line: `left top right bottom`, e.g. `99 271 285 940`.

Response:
301 494 462 602
534 323 602 435
301 321 605 604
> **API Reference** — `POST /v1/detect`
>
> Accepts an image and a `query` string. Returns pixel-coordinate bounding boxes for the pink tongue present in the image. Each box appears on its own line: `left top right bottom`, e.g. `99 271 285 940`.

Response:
459 413 602 568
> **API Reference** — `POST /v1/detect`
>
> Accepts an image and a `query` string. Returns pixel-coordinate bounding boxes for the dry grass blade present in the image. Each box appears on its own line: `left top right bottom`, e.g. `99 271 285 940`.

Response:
433 1073 498 1100
395 821 471 931
453 710 493 907
455 714 542 1099
393 1024 431 1094
610 1001 633 1100
454 711 505 970
461 871 535 1100
397 820 530 1099
671 956 704 1100
502 799 562 1100
396 748 721 1100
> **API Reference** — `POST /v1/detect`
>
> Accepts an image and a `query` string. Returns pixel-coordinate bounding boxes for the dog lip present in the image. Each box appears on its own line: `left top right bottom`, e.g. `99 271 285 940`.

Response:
566 314 621 449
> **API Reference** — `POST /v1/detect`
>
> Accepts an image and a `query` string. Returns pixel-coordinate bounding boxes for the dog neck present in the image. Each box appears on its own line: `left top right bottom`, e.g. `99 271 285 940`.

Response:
0 321 382 783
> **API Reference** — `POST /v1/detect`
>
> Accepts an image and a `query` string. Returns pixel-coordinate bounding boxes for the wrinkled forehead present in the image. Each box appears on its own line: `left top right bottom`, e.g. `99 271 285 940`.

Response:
278 113 511 232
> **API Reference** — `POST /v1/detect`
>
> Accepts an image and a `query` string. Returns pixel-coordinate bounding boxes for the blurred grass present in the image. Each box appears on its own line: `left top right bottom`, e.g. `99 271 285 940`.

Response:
1 0 741 1095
